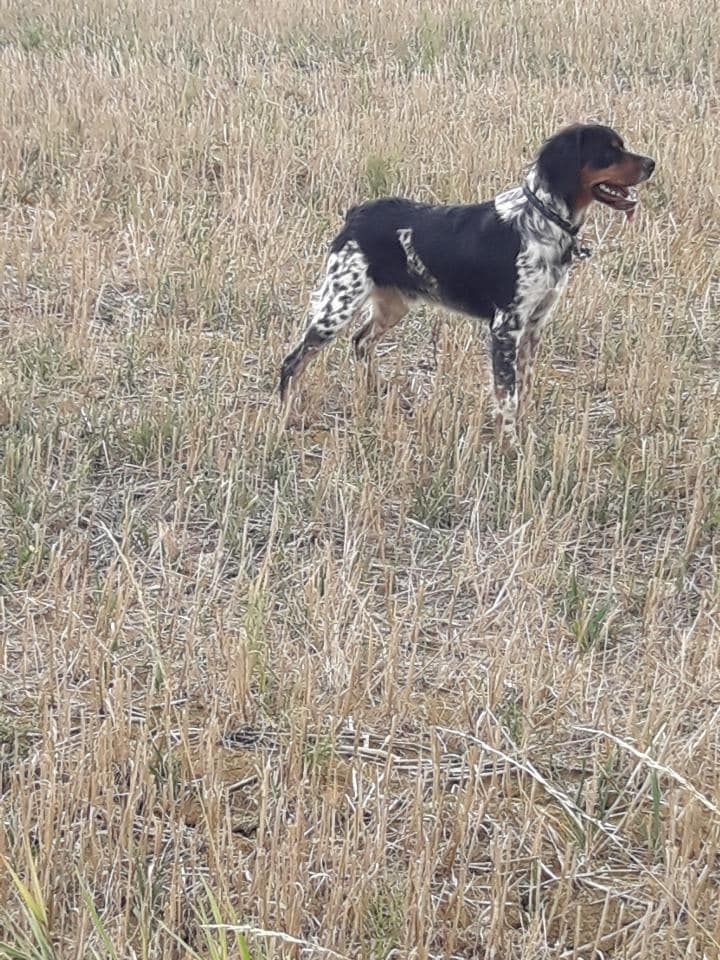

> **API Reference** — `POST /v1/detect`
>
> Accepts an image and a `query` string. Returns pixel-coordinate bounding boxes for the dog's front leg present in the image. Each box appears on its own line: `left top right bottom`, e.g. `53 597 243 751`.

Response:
490 311 522 448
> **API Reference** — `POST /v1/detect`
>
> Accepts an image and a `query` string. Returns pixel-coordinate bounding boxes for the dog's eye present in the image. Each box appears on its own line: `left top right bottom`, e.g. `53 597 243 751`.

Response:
597 149 620 168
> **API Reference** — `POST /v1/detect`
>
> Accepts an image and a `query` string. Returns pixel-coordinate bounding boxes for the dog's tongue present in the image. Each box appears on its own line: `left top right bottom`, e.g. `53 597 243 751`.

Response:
625 206 636 223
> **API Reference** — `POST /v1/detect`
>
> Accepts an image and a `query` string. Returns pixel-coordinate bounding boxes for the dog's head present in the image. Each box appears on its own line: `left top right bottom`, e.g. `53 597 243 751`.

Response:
535 123 655 221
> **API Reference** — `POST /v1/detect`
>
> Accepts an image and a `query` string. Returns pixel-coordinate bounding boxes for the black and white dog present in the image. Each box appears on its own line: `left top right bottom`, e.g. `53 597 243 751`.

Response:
279 124 654 443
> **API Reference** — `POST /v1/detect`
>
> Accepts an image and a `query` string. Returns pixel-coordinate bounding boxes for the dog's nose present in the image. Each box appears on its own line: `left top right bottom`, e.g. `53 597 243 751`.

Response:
643 156 656 178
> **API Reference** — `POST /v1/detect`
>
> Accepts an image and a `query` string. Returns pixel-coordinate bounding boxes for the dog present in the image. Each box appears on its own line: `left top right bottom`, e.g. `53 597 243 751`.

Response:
278 124 654 444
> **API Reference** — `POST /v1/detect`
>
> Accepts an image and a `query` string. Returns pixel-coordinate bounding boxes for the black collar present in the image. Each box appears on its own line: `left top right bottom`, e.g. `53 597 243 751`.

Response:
522 184 591 260
523 184 579 235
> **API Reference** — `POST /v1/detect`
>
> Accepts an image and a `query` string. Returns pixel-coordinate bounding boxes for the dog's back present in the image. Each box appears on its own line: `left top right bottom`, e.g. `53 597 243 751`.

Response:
333 197 521 318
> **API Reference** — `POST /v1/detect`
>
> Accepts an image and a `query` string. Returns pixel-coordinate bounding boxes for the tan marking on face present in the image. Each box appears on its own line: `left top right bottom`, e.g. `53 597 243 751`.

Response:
575 154 648 212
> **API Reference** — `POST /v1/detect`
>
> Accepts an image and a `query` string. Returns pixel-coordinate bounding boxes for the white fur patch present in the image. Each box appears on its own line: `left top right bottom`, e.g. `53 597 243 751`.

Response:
397 227 439 293
310 241 373 334
494 186 525 223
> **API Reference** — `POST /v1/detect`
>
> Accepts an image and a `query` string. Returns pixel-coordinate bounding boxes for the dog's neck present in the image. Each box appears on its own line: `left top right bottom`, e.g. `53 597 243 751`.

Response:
525 166 586 231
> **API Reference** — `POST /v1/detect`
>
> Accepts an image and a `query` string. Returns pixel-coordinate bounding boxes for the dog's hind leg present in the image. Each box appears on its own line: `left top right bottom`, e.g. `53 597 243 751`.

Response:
352 288 409 360
279 241 372 401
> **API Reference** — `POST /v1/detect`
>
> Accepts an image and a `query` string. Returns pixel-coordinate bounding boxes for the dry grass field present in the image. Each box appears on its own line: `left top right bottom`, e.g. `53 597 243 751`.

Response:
0 0 719 956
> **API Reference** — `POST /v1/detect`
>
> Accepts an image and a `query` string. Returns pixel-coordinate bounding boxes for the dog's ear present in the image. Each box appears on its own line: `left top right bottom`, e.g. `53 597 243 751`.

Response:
535 125 585 211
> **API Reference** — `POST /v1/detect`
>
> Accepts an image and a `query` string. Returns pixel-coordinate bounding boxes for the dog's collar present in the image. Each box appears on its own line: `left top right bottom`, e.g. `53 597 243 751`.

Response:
523 184 579 235
522 185 591 260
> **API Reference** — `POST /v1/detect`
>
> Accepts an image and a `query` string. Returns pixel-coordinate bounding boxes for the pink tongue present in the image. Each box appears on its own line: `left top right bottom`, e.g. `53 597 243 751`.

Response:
625 206 636 223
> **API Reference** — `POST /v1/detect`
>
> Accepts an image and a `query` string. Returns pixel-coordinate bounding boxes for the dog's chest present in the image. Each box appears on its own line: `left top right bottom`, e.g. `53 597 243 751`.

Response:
514 239 570 311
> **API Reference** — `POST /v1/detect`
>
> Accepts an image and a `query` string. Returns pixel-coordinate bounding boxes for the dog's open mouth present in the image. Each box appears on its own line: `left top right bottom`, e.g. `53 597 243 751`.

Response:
592 182 639 220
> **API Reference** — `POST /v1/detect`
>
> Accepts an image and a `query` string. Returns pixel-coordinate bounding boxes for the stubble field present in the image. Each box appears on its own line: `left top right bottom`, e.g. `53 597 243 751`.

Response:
0 1 719 957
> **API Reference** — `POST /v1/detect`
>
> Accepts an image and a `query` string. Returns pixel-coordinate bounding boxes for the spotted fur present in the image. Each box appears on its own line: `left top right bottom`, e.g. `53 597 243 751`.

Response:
279 242 372 394
279 124 654 446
